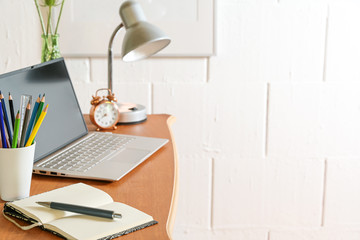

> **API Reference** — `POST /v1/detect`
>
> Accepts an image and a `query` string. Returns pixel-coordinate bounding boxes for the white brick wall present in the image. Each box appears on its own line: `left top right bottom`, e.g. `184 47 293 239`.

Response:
0 1 41 72
213 157 323 228
2 0 360 239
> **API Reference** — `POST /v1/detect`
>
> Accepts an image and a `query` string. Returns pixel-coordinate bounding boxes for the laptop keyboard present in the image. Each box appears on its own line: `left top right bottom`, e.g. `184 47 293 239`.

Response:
38 133 135 173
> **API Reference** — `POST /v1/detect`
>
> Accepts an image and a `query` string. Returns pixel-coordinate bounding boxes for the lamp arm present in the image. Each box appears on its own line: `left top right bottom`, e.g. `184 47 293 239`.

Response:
108 23 124 92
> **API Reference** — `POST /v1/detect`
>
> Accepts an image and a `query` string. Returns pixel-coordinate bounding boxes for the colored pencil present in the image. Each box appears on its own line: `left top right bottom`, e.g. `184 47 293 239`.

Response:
20 100 31 147
0 99 7 148
25 104 48 147
9 92 15 130
0 91 12 146
5 136 10 148
12 111 20 148
34 94 45 125
25 94 40 144
19 94 32 143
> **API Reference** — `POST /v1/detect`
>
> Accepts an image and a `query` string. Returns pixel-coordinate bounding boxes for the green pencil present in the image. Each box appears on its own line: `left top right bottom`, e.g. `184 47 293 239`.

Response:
12 111 20 148
34 94 45 125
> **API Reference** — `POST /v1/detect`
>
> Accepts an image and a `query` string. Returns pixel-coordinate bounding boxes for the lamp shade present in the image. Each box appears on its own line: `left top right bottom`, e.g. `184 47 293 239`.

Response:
119 1 171 62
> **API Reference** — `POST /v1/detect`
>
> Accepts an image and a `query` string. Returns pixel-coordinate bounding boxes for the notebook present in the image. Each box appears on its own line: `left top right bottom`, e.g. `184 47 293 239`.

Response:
0 58 168 181
3 183 157 240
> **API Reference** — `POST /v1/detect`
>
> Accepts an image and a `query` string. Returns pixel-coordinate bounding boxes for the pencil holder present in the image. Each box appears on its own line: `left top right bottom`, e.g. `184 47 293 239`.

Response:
0 143 36 201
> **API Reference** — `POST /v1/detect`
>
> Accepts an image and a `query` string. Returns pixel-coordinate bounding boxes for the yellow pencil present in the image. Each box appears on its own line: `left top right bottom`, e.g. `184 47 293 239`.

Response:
25 104 48 147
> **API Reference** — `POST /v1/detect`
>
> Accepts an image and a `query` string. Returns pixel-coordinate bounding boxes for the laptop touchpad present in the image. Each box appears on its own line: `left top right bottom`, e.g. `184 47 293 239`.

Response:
110 148 151 164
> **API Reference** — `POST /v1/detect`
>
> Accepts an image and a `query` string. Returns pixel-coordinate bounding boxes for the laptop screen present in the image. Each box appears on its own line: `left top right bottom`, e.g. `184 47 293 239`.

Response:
0 58 88 162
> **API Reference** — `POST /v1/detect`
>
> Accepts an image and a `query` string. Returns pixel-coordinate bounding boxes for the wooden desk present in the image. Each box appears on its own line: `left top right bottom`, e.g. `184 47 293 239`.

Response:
0 114 178 240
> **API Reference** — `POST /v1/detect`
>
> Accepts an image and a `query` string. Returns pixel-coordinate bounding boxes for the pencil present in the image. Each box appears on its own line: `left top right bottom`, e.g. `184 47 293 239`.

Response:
0 99 8 148
25 104 48 147
5 136 10 148
25 94 40 144
0 91 12 146
34 94 45 125
9 92 15 130
20 100 31 147
12 111 20 148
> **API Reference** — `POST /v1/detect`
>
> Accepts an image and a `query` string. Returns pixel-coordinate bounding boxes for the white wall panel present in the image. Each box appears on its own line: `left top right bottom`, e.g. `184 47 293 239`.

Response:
321 83 360 156
91 58 151 84
325 2 360 82
90 57 207 85
174 228 268 240
65 58 90 83
270 229 360 240
0 1 41 73
213 156 323 227
267 83 323 158
210 2 326 83
173 156 212 230
153 83 206 155
203 82 267 157
325 158 360 226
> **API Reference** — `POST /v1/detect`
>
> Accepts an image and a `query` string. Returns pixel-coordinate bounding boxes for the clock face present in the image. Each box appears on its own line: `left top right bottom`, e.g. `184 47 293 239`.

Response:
94 102 119 128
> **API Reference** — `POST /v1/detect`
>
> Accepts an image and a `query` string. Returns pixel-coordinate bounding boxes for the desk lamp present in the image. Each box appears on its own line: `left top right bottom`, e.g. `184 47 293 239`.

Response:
108 0 171 124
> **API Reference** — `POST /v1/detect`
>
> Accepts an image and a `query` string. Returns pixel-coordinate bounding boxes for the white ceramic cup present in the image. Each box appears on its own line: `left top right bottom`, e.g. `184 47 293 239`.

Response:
0 143 36 201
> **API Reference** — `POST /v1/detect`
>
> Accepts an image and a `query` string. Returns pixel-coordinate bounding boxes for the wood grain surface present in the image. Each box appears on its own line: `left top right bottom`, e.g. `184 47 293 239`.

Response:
0 114 177 240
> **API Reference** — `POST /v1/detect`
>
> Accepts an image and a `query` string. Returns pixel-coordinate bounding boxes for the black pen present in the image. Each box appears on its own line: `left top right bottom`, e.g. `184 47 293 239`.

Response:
36 202 122 220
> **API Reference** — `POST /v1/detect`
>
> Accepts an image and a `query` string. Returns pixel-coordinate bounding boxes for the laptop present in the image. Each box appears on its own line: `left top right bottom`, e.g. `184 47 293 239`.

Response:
0 58 168 181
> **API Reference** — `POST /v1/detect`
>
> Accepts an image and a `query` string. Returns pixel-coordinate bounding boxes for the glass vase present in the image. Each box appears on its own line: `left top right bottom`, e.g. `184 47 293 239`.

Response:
41 34 61 62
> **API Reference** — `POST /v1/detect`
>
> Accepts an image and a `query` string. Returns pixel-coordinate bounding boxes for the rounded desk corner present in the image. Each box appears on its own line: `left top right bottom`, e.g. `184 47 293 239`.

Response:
166 115 176 127
165 114 178 239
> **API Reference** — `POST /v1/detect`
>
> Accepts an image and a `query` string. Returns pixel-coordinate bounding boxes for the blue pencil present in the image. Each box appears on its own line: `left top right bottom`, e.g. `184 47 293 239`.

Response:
0 100 8 148
24 94 41 144
0 91 12 146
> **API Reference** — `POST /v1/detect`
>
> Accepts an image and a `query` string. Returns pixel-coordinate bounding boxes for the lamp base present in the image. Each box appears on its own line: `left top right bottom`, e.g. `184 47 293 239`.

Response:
116 102 147 124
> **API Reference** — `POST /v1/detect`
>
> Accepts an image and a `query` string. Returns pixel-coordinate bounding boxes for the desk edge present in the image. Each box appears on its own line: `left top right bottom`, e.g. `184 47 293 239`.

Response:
165 115 178 240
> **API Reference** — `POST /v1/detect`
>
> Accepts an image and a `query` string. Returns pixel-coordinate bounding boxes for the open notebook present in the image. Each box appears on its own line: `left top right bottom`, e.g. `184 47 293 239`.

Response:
3 183 157 240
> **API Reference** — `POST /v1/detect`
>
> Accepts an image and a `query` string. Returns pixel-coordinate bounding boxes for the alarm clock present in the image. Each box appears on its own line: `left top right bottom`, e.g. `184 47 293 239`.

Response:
89 88 120 131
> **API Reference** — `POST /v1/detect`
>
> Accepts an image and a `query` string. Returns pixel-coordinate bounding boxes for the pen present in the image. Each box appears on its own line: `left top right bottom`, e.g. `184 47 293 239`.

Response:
9 92 15 130
36 202 122 219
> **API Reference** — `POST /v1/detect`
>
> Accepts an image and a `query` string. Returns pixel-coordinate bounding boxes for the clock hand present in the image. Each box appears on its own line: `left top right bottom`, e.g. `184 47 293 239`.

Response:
101 112 108 118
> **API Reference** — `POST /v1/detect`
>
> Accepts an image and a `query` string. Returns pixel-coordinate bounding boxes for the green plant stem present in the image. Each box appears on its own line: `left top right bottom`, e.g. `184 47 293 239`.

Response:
34 0 46 34
46 5 52 35
49 15 54 35
55 0 65 34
